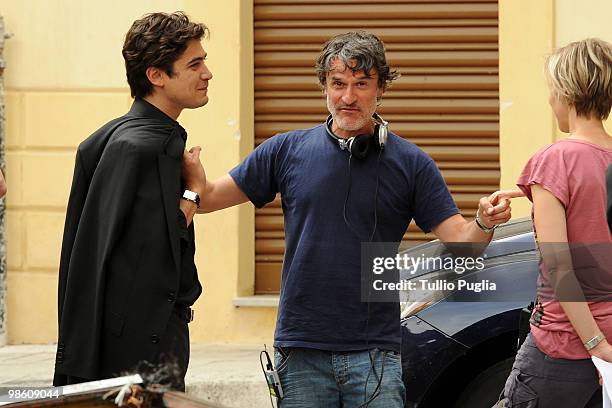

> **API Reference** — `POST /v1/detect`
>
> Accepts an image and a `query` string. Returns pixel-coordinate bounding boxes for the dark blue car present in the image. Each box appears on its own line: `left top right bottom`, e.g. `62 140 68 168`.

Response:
399 218 538 408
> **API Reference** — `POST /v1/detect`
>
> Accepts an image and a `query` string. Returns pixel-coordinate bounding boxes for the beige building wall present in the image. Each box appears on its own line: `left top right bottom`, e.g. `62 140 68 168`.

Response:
499 0 612 218
498 0 555 217
555 0 612 138
2 0 162 344
2 0 612 344
181 0 277 344
1 0 275 345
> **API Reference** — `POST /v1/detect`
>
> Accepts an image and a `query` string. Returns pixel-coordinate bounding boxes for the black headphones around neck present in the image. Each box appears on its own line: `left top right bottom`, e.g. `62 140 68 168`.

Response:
325 113 389 160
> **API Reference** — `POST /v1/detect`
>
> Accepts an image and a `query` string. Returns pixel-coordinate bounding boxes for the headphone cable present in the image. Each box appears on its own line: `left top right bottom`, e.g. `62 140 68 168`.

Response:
368 149 382 242
341 149 385 408
333 117 390 406
342 154 360 239
359 149 384 408
342 149 382 243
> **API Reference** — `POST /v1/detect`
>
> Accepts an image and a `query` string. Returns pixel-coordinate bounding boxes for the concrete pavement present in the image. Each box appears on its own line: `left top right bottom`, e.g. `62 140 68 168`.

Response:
0 343 272 407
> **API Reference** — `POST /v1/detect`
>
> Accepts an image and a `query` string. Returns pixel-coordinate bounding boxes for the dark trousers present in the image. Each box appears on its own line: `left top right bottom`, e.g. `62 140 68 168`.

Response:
155 308 190 391
56 309 190 391
500 334 602 407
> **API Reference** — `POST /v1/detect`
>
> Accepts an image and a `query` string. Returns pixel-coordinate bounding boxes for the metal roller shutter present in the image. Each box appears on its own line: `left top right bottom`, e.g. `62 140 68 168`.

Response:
254 0 499 294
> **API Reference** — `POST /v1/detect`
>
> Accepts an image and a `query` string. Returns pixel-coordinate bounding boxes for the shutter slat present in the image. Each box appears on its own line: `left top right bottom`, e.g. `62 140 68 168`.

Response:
255 19 498 28
254 0 497 3
256 122 499 139
255 98 499 114
256 43 498 51
256 74 498 90
256 50 498 67
256 90 499 98
256 66 499 75
255 27 497 44
255 3 497 20
253 0 497 3
255 113 499 122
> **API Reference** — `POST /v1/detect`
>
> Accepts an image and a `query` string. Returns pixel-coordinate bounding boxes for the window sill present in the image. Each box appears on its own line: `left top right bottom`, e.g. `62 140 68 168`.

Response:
233 295 279 308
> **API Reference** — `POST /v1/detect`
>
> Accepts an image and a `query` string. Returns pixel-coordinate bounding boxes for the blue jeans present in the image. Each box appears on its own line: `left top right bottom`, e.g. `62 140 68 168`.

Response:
274 347 405 407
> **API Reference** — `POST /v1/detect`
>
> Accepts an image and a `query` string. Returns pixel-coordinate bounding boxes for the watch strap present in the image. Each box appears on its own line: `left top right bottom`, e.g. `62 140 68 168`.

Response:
475 210 497 234
182 189 200 208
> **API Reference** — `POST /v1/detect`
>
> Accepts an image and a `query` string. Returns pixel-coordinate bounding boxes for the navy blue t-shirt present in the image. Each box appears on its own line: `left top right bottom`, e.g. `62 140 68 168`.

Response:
230 124 458 352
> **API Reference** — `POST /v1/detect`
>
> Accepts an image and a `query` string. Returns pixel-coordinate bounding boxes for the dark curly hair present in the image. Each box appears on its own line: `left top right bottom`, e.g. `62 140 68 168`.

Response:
316 31 399 90
122 11 208 98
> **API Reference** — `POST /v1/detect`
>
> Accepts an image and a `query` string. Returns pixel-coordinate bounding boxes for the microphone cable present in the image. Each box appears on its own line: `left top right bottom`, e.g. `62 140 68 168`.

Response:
341 147 386 408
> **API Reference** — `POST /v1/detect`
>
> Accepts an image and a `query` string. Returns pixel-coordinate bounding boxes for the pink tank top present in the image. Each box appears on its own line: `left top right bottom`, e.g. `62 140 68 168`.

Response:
517 138 612 359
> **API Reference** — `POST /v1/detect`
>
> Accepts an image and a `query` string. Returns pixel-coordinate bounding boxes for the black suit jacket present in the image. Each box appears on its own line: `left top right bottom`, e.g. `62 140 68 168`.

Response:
53 99 201 384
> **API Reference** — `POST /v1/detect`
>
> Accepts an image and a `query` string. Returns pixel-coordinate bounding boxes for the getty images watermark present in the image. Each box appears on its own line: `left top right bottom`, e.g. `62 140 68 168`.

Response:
360 242 612 303
360 242 539 303
371 250 497 300
371 253 492 293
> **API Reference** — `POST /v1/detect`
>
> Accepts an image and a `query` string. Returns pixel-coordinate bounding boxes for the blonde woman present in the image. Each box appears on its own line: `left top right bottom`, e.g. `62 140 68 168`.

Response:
500 38 612 407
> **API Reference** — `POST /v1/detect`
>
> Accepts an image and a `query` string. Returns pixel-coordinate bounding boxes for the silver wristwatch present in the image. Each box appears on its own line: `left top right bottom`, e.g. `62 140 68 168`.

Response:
182 189 201 208
584 332 605 351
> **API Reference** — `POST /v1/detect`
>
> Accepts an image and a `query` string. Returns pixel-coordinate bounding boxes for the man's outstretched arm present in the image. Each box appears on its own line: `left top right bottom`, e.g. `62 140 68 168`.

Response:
180 147 249 223
197 174 249 213
432 189 525 244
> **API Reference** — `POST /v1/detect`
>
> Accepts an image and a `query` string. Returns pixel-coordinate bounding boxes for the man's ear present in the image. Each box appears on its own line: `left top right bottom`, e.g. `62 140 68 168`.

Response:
376 86 384 99
146 67 166 88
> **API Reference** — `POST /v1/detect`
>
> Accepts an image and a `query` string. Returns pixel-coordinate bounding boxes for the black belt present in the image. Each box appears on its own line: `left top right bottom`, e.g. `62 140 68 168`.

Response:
174 306 194 324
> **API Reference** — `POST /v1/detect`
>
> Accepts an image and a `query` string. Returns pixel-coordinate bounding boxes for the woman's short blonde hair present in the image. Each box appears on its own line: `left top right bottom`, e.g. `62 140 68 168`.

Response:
545 38 612 120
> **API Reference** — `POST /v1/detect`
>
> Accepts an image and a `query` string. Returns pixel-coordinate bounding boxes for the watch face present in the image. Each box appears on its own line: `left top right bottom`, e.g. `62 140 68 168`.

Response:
184 190 197 200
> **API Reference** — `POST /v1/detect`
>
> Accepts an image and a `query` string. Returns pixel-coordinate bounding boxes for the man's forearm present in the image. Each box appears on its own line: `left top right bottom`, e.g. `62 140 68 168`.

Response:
459 218 495 244
432 190 520 247
196 174 249 214
433 214 493 247
449 218 494 257
196 178 217 213
182 147 249 214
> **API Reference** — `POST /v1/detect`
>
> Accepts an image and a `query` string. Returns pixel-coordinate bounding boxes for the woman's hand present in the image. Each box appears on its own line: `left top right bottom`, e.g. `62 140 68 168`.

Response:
590 339 612 362
590 340 612 385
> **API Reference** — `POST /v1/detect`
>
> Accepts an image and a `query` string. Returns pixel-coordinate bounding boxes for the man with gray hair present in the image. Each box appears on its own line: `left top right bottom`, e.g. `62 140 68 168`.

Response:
182 31 519 406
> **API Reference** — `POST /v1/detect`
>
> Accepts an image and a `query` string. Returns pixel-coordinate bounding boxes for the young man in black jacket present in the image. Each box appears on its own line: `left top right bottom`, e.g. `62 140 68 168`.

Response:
53 12 212 390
